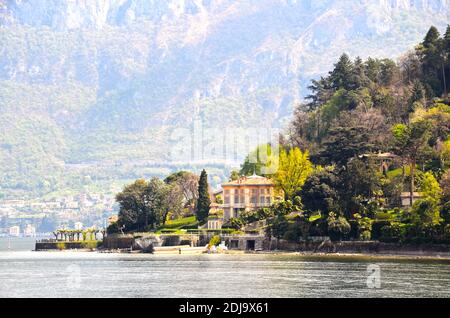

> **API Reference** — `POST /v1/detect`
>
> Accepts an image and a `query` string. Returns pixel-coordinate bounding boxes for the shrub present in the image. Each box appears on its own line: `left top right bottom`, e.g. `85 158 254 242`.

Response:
107 222 119 234
81 241 98 250
309 218 328 237
360 231 372 241
56 242 66 250
222 218 244 230
348 220 359 240
404 224 446 244
353 214 373 241
372 221 391 240
445 225 450 242
441 201 450 224
209 235 221 247
380 223 402 243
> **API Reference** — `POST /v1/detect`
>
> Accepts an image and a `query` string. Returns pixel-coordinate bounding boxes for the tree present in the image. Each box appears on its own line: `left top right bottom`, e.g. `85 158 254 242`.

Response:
420 172 442 202
300 169 339 217
352 57 369 89
196 169 211 224
410 172 442 225
418 26 444 97
392 120 432 206
146 178 184 226
327 212 351 242
440 169 450 203
274 147 313 200
408 80 425 112
321 126 376 167
305 77 332 111
329 53 355 90
229 170 241 181
379 58 398 86
267 215 289 241
116 179 150 232
116 177 184 232
164 171 199 214
338 158 383 218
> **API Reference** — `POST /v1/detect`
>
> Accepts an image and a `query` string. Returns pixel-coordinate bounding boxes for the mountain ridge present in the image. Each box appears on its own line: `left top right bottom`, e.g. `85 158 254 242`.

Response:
0 0 449 199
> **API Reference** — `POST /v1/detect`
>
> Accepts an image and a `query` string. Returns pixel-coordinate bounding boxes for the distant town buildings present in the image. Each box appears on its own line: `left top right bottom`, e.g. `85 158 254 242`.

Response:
24 224 36 237
9 226 20 237
0 192 118 235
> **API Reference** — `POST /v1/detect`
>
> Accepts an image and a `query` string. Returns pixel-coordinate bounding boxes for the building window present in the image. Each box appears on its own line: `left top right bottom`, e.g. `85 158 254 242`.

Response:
224 190 230 204
234 189 240 204
229 240 239 249
224 208 231 220
260 196 266 205
251 189 258 204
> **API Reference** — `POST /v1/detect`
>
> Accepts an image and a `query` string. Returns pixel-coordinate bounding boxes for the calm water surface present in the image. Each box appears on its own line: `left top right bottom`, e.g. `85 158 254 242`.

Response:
0 238 449 298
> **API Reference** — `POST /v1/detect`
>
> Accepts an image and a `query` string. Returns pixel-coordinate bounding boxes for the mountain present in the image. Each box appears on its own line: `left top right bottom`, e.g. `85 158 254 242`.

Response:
0 0 449 199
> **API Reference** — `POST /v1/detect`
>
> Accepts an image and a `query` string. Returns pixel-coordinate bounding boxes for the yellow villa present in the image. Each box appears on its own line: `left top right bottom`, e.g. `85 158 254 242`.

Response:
221 175 276 221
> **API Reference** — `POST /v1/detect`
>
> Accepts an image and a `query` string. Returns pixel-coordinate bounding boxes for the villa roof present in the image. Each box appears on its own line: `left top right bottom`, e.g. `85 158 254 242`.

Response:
222 175 275 187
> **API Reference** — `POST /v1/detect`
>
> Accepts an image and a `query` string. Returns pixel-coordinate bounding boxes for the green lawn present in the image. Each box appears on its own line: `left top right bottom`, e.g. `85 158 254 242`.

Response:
160 216 198 230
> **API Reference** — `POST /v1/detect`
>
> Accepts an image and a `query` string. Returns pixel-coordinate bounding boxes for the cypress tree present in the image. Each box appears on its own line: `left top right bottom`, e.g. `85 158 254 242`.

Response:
196 169 211 224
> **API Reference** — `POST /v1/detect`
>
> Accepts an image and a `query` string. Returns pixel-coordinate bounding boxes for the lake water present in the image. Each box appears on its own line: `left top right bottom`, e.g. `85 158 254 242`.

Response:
0 238 449 298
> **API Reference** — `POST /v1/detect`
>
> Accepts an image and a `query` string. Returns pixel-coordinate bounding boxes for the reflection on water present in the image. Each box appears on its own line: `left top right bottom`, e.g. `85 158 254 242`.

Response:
0 249 449 298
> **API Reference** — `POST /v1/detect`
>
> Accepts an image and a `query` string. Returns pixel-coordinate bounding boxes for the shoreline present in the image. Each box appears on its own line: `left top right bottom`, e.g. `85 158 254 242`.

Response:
5 248 450 262
97 248 450 262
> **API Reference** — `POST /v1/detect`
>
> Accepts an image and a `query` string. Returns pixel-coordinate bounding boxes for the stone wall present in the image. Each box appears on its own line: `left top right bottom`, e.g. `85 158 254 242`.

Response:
268 239 450 255
102 234 134 249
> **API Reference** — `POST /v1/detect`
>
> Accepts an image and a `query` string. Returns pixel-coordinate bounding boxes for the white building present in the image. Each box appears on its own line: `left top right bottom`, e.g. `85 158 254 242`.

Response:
400 192 424 207
24 224 36 237
9 226 20 237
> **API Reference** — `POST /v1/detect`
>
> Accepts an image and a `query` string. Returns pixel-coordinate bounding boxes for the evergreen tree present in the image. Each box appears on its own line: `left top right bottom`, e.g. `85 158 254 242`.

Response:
423 26 440 49
408 80 425 112
419 26 444 97
443 25 450 97
444 25 450 59
352 57 369 89
306 77 332 111
196 169 211 224
330 53 355 90
365 57 381 83
320 126 376 167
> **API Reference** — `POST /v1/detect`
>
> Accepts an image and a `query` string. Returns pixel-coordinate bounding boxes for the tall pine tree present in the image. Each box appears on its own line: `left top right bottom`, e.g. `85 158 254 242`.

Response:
196 169 211 224
329 53 355 90
419 26 444 97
